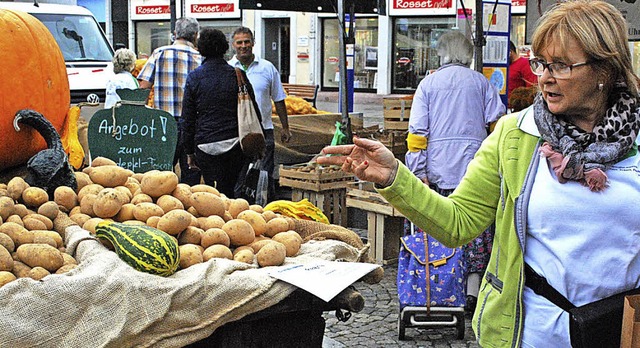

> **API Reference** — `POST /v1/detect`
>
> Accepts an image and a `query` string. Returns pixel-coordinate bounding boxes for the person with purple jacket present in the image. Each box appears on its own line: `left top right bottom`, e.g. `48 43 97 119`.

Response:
404 30 505 314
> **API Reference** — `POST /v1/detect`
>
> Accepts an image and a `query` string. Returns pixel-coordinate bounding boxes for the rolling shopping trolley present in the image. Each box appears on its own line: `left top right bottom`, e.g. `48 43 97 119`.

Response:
397 222 466 340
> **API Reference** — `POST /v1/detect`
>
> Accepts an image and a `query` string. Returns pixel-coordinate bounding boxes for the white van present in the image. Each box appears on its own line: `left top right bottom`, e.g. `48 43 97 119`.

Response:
0 2 115 104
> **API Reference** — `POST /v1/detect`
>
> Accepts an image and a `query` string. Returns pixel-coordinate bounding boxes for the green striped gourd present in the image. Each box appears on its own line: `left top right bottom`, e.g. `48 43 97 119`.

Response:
95 221 180 276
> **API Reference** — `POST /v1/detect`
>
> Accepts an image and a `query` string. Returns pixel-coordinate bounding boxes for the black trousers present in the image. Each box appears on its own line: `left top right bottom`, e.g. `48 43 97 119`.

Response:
194 144 245 198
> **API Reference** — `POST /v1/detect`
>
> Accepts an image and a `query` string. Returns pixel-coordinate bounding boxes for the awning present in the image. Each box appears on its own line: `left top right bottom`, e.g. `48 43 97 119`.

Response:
238 0 386 15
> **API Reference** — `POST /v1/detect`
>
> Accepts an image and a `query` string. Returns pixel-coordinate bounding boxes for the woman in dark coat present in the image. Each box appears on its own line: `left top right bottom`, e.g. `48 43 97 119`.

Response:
182 27 261 197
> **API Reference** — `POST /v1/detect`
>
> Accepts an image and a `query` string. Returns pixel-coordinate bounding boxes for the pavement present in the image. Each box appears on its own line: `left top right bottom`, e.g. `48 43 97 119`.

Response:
305 92 481 347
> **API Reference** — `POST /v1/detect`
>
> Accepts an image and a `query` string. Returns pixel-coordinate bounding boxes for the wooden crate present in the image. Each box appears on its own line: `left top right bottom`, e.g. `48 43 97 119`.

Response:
279 164 354 192
353 126 407 158
346 182 404 264
383 96 413 131
291 188 347 226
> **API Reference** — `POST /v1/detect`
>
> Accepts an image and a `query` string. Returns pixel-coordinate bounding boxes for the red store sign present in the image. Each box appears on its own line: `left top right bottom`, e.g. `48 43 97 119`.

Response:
191 3 234 13
135 5 170 15
393 0 452 9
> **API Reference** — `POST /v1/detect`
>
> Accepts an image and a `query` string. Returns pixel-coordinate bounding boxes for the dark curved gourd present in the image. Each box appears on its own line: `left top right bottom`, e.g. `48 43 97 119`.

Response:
14 109 77 197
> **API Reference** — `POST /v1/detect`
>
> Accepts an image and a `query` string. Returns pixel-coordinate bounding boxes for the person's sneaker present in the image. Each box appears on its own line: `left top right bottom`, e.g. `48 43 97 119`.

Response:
465 295 477 315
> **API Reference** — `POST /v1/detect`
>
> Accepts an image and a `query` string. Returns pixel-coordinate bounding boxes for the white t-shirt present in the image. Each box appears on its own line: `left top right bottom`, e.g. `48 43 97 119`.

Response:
228 56 287 130
104 71 139 109
522 148 640 347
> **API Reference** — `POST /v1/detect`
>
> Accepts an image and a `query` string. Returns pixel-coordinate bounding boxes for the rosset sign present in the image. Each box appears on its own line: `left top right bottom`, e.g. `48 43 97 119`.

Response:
393 0 452 9
191 3 235 13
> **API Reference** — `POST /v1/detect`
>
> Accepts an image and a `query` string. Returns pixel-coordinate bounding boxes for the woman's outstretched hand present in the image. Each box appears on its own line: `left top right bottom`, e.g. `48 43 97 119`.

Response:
316 137 398 186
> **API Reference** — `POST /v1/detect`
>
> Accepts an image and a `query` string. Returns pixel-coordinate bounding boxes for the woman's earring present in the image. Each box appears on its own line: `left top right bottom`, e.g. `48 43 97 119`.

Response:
598 83 604 91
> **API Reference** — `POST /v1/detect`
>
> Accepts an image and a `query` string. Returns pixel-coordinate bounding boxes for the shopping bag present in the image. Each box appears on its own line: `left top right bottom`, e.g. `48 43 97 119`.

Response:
397 222 465 309
235 68 265 159
235 159 268 206
621 295 640 348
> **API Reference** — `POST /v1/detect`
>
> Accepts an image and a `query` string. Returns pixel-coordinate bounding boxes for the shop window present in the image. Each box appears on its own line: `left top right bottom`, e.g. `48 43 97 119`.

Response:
135 20 240 60
321 17 379 90
392 17 455 92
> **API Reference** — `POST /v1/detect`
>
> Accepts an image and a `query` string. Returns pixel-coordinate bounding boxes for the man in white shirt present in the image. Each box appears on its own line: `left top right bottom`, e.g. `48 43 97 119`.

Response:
229 26 291 202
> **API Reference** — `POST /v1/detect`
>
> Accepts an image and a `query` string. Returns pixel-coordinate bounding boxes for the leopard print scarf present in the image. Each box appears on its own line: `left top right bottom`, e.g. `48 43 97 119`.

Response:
533 87 639 191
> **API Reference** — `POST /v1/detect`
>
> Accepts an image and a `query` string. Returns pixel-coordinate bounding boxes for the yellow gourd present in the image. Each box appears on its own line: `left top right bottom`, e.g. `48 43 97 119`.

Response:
60 105 85 170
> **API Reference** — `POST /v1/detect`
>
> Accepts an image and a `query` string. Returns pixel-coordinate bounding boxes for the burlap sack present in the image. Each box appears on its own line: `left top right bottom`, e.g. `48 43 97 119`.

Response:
0 223 366 347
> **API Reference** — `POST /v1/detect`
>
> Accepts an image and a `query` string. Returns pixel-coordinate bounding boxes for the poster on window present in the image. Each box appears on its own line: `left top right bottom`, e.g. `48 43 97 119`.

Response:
364 46 378 70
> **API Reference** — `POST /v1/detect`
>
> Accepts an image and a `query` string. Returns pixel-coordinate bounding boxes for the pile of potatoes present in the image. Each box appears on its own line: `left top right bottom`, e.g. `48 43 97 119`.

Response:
0 189 78 288
0 157 307 286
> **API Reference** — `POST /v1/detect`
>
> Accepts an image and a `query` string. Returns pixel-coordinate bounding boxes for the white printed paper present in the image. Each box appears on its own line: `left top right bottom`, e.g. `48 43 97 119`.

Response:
268 261 379 302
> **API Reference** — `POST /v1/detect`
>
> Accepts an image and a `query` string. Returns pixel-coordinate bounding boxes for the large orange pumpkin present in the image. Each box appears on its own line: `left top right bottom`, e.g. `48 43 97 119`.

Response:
0 9 70 170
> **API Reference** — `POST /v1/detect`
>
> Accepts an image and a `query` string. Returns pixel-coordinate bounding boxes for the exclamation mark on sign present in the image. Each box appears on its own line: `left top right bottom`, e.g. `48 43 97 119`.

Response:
160 117 167 141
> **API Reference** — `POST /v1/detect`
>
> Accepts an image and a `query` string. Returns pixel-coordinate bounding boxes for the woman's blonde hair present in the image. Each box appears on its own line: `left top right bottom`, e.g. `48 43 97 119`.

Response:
531 0 638 97
113 48 137 74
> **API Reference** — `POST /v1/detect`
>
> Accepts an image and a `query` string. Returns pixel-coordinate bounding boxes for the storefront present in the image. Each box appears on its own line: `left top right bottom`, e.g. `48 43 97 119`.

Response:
130 0 242 59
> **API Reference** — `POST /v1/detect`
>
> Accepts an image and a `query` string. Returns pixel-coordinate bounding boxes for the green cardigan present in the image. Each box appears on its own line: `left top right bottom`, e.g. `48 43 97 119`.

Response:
379 109 540 347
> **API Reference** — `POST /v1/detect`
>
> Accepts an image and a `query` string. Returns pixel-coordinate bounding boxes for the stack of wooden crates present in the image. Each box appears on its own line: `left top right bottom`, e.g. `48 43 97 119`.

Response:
278 164 354 226
381 95 413 162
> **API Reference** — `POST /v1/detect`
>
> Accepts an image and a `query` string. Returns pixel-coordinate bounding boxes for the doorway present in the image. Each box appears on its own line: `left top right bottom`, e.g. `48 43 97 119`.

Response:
263 18 290 83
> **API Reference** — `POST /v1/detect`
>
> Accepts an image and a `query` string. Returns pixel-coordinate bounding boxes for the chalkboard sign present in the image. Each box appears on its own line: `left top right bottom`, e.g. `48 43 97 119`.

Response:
88 89 177 173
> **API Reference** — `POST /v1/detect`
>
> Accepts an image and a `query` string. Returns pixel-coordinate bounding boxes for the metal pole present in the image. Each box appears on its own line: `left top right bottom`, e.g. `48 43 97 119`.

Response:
337 0 352 142
170 0 176 35
474 0 484 73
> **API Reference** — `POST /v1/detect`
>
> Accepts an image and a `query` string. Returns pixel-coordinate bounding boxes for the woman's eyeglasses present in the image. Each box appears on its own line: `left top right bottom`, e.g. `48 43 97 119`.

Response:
529 58 590 79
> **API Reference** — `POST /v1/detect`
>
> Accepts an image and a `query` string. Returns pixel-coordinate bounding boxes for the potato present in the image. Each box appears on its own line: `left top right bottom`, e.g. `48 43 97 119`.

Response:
28 266 50 280
237 210 267 236
155 209 192 236
187 206 199 217
114 203 136 222
0 222 33 246
264 217 290 237
202 244 233 261
77 184 104 202
80 194 98 216
5 215 23 226
177 226 203 244
262 210 277 222
23 213 53 230
0 271 16 287
124 177 141 197
62 253 78 266
0 196 15 221
32 234 57 248
16 244 64 272
90 156 117 166
113 186 132 204
32 230 64 249
171 183 193 209
256 241 287 267
74 171 93 191
12 204 31 218
156 194 184 213
82 217 104 234
197 215 225 231
190 192 225 217
130 193 153 205
201 228 230 248
55 264 78 274
7 176 29 201
146 215 161 228
0 245 13 272
249 204 264 213
36 201 59 221
228 198 250 218
249 239 277 254
272 231 303 257
140 171 179 198
191 184 219 195
232 245 253 256
89 165 132 188
222 219 255 247
233 248 255 264
133 202 164 222
53 186 79 212
70 213 92 227
93 188 124 218
179 244 204 269
12 260 31 278
0 233 15 253
21 187 49 208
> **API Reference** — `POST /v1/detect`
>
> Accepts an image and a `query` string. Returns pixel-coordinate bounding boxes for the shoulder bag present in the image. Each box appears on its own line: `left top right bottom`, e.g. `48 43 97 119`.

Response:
525 262 640 348
235 68 265 159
